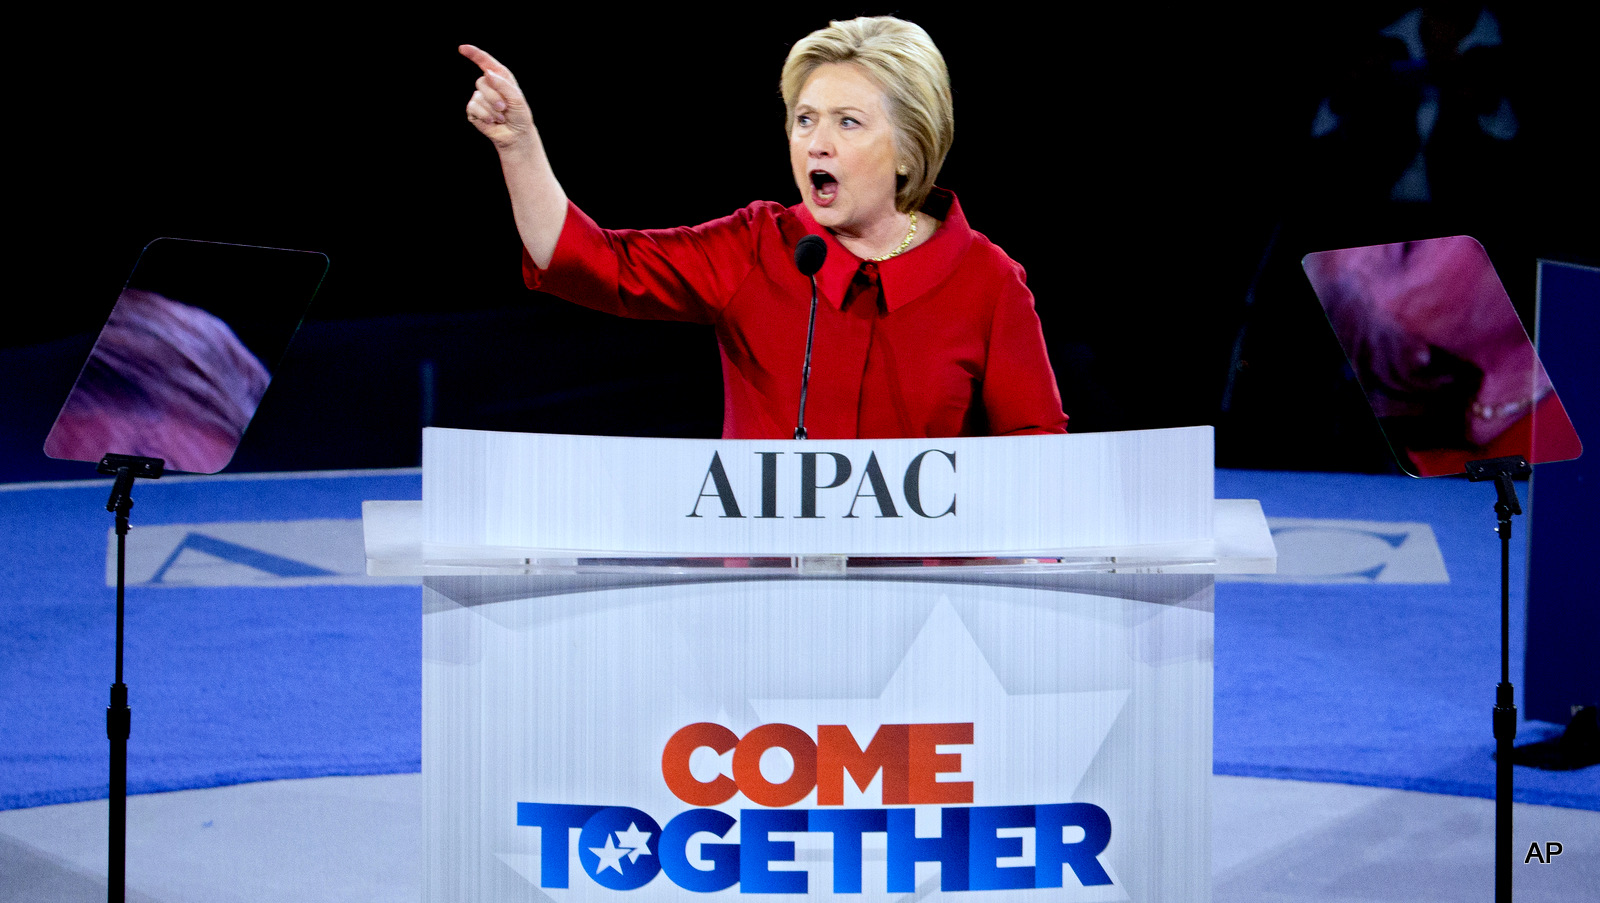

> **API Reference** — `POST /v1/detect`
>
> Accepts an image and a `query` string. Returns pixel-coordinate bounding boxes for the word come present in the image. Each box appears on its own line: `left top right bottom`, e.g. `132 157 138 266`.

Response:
662 721 973 807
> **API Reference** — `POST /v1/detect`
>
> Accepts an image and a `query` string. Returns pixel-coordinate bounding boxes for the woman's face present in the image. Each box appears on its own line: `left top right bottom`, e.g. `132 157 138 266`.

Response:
789 63 901 240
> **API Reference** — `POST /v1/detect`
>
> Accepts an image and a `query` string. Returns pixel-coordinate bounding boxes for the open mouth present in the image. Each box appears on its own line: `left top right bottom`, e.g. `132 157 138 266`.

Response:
810 170 839 204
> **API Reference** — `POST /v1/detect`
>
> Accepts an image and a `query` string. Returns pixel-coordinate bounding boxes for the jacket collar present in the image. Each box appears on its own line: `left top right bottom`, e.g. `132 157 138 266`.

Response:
785 188 973 313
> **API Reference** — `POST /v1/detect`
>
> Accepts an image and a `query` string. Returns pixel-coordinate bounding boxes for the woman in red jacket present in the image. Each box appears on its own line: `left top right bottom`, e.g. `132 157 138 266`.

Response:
462 17 1066 440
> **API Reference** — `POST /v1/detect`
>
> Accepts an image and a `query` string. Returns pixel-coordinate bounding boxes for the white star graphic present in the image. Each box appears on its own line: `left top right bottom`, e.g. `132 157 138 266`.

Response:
750 597 1128 807
589 835 628 875
614 822 653 863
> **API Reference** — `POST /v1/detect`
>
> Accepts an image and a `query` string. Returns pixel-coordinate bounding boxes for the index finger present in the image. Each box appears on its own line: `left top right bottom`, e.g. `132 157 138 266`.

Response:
459 44 512 79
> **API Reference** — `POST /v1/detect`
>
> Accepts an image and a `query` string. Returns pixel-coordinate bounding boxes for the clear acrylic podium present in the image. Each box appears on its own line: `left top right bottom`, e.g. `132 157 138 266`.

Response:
364 426 1274 902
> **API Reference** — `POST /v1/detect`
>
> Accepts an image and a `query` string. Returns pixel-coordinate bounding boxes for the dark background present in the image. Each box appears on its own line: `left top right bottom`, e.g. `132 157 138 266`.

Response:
7 4 1596 482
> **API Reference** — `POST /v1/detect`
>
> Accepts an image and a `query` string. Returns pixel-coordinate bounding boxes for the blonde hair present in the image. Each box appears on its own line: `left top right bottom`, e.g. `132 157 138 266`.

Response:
781 17 954 214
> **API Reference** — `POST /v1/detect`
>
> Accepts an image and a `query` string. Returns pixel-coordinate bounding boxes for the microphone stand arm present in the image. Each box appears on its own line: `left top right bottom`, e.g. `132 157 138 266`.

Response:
795 275 819 440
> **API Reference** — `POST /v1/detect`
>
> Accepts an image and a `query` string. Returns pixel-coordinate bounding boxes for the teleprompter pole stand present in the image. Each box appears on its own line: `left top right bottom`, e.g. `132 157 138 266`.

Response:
97 453 163 903
1464 454 1530 903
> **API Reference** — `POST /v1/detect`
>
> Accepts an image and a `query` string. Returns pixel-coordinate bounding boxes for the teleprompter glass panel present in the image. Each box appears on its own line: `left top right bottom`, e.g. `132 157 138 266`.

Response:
45 238 327 474
1303 236 1580 477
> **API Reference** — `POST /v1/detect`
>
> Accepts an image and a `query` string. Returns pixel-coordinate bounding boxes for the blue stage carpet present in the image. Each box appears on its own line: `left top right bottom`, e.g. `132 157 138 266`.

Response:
1 468 1595 812
0 472 423 811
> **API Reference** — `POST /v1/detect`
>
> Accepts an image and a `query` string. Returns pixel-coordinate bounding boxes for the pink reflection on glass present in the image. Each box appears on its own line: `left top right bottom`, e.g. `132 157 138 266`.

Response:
1304 236 1580 477
44 289 270 474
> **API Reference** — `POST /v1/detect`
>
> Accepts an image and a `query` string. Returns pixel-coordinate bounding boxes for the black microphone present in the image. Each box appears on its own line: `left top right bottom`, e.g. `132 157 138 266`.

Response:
794 234 827 277
793 235 827 439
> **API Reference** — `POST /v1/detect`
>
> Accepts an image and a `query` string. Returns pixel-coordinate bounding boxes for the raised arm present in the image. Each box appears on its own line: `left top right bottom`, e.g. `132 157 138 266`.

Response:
460 44 568 269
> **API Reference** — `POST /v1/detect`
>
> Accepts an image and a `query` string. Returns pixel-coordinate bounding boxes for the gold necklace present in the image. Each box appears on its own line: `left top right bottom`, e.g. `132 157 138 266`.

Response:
868 211 917 261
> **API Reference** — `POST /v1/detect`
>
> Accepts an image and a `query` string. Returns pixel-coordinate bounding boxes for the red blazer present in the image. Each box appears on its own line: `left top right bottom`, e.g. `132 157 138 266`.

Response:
524 189 1067 440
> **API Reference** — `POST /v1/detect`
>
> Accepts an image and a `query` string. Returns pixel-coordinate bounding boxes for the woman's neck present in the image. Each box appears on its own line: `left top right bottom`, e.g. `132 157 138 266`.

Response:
833 210 938 261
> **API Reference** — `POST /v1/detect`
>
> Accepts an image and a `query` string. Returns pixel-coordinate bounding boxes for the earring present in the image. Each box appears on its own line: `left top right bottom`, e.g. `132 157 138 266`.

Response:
896 163 908 176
